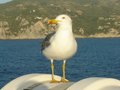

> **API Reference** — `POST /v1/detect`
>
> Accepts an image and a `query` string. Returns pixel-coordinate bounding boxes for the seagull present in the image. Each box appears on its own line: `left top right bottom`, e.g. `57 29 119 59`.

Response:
41 14 77 83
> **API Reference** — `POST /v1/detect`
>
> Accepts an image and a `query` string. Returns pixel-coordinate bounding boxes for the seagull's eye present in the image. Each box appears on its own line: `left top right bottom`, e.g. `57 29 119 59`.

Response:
62 17 65 19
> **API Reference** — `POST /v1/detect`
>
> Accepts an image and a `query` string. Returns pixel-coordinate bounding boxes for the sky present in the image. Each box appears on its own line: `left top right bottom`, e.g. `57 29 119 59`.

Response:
0 0 12 4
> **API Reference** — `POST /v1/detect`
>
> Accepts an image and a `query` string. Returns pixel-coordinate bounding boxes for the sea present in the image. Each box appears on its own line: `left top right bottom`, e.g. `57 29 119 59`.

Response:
0 38 120 88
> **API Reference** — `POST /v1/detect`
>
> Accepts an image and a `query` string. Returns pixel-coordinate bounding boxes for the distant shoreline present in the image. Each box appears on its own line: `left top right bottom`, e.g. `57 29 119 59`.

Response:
75 34 120 39
0 35 120 40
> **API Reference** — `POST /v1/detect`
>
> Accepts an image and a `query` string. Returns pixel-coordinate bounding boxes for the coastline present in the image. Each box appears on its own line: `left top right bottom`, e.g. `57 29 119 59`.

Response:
75 34 120 39
0 34 120 40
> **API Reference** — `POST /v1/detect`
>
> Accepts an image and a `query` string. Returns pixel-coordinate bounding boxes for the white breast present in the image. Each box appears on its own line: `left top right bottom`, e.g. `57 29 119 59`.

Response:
43 30 77 60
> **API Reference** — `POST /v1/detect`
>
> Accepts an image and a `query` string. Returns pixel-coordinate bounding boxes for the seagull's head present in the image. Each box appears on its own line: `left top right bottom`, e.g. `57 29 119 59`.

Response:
48 14 72 26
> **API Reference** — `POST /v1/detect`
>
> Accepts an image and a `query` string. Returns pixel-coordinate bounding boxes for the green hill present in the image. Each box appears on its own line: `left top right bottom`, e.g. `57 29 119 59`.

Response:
0 0 120 39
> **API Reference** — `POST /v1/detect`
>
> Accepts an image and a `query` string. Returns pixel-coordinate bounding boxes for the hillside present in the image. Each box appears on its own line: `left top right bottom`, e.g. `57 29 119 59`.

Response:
0 0 120 39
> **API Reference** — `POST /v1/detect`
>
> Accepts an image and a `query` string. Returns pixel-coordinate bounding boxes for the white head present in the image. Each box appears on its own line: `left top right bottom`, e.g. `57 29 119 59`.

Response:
55 14 72 25
48 14 72 26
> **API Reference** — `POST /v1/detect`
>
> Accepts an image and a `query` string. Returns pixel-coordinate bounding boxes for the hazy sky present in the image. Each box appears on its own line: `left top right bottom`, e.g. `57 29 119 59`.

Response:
0 0 12 4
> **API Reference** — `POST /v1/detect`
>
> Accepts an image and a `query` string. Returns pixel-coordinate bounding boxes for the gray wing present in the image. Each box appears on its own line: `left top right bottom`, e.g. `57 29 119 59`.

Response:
41 32 55 51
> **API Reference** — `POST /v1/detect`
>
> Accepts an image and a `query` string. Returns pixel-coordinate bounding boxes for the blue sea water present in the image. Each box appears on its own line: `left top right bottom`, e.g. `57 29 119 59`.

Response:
0 38 120 88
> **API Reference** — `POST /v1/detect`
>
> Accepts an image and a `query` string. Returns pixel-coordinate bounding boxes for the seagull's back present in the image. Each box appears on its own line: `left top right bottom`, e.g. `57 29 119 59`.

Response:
41 32 55 51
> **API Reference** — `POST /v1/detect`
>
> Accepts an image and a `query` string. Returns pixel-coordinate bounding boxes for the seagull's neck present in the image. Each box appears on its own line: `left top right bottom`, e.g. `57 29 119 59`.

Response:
55 23 74 39
57 23 73 33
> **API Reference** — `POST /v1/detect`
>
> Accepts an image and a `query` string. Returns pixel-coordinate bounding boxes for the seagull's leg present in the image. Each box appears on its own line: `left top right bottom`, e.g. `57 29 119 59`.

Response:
50 59 60 83
61 60 69 83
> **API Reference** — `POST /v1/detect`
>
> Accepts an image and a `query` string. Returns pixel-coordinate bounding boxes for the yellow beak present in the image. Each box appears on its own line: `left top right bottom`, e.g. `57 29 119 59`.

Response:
48 19 60 24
